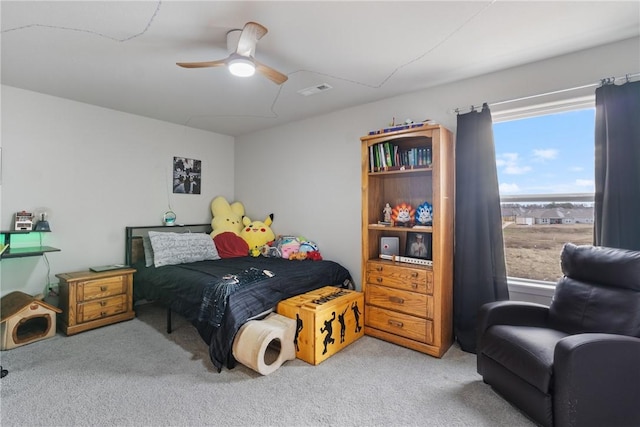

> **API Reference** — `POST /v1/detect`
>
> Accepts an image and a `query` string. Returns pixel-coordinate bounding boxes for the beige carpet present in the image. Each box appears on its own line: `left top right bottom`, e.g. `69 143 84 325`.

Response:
0 302 534 426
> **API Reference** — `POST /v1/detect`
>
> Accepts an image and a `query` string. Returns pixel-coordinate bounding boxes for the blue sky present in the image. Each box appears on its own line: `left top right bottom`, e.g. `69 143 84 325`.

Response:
493 108 596 195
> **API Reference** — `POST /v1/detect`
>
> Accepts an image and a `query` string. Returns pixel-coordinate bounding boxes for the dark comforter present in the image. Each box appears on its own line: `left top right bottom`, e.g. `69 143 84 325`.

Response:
133 256 352 371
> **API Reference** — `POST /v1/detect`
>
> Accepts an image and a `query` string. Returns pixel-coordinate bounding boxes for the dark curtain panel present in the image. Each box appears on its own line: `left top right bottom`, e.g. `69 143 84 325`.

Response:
454 103 509 353
594 80 640 250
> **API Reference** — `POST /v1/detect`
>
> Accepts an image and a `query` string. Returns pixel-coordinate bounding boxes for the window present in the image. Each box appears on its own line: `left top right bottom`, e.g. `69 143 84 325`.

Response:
493 106 595 283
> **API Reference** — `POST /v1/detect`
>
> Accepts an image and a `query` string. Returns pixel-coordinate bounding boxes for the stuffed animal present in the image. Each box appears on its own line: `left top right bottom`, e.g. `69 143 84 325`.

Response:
415 201 433 226
260 243 281 258
306 250 323 261
240 214 275 256
391 203 415 225
289 251 307 261
275 235 301 259
298 239 319 253
210 196 245 238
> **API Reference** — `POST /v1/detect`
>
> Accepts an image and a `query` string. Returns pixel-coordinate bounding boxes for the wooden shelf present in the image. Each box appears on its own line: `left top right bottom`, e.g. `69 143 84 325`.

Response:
368 224 433 233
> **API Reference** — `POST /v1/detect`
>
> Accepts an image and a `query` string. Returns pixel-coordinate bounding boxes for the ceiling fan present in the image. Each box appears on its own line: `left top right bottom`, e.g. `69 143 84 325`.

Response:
176 21 288 85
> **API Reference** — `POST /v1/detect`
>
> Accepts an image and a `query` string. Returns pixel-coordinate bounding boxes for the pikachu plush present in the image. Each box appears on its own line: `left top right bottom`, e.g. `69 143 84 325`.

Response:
240 214 275 257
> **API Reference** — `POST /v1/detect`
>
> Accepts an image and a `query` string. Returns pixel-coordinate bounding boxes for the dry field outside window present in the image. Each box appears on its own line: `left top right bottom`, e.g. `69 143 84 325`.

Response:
502 224 593 282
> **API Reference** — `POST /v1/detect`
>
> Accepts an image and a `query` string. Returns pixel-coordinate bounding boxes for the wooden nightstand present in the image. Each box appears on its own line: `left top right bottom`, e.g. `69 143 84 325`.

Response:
56 268 136 335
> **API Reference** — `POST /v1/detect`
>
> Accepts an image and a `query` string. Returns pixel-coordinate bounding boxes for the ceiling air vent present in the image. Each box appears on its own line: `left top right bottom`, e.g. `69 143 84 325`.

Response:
297 83 333 96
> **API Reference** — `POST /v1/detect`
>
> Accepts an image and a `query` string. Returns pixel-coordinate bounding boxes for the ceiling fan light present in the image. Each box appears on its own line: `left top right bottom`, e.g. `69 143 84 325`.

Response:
228 57 256 77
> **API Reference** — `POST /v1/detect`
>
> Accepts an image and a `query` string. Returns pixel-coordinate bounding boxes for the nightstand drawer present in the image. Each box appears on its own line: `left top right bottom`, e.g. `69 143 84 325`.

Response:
366 261 432 294
78 276 127 302
366 284 433 318
365 305 433 343
77 295 127 323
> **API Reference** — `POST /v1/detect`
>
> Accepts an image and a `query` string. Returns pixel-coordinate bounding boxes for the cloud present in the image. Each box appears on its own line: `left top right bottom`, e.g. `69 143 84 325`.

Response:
496 152 532 175
499 183 520 193
569 166 584 172
505 165 532 174
575 179 594 187
533 149 558 161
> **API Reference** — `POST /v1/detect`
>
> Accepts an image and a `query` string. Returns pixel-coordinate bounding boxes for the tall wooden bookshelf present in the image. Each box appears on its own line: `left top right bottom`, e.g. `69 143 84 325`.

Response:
361 124 454 357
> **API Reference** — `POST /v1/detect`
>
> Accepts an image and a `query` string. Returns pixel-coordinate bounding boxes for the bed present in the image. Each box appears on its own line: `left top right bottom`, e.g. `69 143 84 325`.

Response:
125 224 353 372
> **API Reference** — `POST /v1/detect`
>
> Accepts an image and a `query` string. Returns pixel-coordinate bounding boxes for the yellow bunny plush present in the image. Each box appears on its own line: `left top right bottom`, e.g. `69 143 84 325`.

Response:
210 196 245 238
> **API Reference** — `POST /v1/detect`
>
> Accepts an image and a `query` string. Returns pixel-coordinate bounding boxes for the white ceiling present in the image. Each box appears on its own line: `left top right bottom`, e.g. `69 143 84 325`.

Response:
2 1 639 137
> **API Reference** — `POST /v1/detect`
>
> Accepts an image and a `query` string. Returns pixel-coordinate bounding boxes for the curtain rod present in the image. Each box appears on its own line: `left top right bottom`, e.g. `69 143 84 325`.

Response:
451 71 640 114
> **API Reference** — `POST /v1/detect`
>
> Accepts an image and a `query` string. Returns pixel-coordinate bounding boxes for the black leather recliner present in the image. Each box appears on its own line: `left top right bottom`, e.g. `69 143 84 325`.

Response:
477 243 640 427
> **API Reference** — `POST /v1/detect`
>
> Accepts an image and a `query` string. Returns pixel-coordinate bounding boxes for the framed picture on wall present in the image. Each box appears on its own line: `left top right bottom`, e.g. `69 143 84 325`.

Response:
173 156 201 194
405 231 432 260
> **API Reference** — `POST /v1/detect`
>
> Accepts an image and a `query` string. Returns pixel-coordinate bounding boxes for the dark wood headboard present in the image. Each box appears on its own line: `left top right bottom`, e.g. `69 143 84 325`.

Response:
125 224 212 265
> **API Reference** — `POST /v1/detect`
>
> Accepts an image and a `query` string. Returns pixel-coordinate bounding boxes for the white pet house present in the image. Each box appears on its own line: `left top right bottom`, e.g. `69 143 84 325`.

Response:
0 291 61 350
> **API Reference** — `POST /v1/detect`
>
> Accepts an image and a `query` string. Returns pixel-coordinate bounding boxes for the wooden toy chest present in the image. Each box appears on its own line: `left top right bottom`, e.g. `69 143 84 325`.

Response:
277 286 364 365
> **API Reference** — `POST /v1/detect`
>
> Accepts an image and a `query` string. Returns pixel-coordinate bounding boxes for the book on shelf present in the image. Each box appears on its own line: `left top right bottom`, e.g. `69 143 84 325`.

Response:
1 244 8 256
368 141 433 172
370 164 430 173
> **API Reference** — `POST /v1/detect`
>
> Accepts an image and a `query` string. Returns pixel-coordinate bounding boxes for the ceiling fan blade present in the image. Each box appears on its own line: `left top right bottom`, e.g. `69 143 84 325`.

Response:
236 21 268 58
176 59 227 69
254 60 288 85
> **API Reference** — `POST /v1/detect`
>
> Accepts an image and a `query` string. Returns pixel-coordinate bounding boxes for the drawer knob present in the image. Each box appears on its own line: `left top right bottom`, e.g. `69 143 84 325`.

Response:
389 296 405 304
376 266 383 272
411 283 418 289
100 301 107 307
100 311 107 317
100 286 108 291
388 319 404 328
376 277 383 283
411 272 418 278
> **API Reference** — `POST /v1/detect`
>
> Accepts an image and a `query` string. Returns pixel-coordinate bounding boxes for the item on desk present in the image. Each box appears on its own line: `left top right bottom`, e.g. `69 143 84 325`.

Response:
14 211 34 231
90 264 129 273
34 212 51 231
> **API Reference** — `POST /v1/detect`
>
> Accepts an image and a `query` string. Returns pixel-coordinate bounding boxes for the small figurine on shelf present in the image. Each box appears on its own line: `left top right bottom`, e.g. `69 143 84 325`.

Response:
415 201 433 226
391 203 415 227
383 203 392 223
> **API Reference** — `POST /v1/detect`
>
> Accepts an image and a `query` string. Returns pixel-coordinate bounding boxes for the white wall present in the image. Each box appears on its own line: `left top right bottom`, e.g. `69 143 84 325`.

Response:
234 37 640 290
2 37 637 297
1 86 234 296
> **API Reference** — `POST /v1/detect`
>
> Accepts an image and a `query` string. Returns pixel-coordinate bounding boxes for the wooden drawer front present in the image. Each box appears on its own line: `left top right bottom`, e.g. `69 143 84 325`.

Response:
367 262 433 294
78 276 127 302
365 305 433 344
77 295 127 323
366 284 433 319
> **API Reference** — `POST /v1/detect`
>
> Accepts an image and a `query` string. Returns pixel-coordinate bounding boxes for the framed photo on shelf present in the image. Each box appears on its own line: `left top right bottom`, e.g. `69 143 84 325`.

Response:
405 231 432 260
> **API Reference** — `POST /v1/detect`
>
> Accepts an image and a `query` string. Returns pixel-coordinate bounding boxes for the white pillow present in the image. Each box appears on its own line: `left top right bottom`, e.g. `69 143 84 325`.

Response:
142 236 155 267
148 231 220 268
